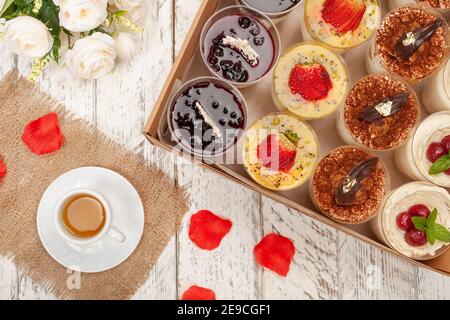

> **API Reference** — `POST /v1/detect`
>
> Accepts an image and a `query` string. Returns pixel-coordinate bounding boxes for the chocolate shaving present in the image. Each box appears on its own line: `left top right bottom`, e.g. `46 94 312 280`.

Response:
335 157 379 206
395 19 444 59
359 93 409 122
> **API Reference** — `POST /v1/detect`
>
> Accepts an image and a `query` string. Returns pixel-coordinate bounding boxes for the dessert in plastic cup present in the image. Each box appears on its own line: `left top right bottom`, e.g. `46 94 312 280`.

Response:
167 77 247 159
389 0 450 13
272 42 349 121
395 111 450 188
238 0 302 22
242 113 319 191
422 57 450 113
371 181 450 260
200 5 281 89
366 5 449 83
310 146 390 224
337 74 420 151
302 0 381 52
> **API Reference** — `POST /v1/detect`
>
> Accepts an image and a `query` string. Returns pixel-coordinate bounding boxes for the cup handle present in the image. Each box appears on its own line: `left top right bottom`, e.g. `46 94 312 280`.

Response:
107 227 126 243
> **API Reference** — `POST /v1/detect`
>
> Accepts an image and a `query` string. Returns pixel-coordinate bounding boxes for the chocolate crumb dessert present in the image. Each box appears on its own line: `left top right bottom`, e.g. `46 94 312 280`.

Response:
342 75 419 150
376 6 448 81
420 0 450 8
311 147 389 224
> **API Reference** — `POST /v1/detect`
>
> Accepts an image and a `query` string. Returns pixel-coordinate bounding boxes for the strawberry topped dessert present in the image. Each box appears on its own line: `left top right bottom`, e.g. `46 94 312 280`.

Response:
272 42 348 120
304 0 380 50
242 113 319 191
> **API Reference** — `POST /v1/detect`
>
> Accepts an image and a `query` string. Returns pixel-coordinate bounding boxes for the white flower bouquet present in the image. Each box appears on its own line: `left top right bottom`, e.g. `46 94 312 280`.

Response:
0 0 147 82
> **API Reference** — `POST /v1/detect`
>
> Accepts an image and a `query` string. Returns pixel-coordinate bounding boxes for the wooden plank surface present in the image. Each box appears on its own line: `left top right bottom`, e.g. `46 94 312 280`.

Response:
0 0 449 300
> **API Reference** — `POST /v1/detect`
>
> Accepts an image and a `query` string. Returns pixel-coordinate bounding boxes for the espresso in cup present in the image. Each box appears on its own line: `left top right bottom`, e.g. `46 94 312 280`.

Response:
62 194 106 239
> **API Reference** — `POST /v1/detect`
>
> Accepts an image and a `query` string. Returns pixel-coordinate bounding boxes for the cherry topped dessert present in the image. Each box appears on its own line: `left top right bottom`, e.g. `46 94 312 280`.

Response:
426 134 450 176
202 13 276 84
242 0 301 14
169 79 246 157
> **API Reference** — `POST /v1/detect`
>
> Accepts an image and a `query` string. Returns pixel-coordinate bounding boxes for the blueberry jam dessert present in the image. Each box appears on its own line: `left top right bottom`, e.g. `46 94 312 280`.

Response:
243 0 301 14
169 80 246 156
203 14 276 84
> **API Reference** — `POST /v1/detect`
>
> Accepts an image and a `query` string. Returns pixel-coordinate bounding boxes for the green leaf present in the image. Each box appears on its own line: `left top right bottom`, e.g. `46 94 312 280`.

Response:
427 208 438 228
429 154 450 175
426 227 436 245
13 0 33 5
284 131 300 144
433 224 450 243
0 0 15 17
412 216 428 232
39 0 60 35
115 10 128 17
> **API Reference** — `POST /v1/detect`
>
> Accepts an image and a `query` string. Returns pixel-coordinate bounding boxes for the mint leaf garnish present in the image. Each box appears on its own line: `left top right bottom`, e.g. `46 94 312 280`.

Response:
429 152 450 175
414 208 450 245
284 131 300 144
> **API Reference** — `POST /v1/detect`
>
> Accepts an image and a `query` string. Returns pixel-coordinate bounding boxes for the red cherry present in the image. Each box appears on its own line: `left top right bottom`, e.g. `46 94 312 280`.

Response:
427 142 446 163
408 204 431 218
396 212 413 231
441 135 450 152
404 229 427 247
445 168 450 176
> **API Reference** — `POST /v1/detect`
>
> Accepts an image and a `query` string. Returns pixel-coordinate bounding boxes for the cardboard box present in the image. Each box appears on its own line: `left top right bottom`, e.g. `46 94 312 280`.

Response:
144 0 450 276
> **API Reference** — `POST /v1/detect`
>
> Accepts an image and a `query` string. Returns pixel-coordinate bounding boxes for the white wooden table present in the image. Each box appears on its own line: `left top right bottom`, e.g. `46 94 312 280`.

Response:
0 0 449 300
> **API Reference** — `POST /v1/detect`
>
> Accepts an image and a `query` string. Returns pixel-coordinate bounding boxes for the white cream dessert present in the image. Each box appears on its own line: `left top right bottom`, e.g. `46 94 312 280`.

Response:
395 111 450 188
272 42 349 120
304 0 380 51
372 182 450 260
422 58 450 113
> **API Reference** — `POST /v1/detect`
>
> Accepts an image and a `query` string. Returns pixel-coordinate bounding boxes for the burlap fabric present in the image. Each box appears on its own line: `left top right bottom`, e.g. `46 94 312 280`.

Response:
0 71 188 299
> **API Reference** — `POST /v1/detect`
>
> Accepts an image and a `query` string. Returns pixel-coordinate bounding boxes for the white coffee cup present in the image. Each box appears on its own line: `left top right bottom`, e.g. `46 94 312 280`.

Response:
55 188 126 245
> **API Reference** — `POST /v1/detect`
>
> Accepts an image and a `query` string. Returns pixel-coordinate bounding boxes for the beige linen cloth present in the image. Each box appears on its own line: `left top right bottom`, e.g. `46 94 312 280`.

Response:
0 71 188 299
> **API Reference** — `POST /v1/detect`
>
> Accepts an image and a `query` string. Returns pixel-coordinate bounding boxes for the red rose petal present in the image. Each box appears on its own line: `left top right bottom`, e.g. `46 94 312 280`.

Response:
22 112 64 155
181 286 216 300
0 159 6 179
254 233 295 277
189 210 233 251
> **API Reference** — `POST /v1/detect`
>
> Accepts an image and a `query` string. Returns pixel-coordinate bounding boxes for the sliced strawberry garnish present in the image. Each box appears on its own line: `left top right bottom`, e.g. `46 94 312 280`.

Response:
0 159 6 180
189 210 233 251
254 233 295 277
257 133 297 173
322 0 366 34
289 64 333 102
181 286 216 300
22 112 64 155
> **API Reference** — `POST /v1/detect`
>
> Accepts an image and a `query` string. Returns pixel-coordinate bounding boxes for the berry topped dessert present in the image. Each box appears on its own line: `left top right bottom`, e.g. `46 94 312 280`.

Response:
169 78 246 157
368 6 449 82
304 0 380 50
242 113 319 191
395 111 450 188
242 0 301 14
202 11 277 85
272 42 349 120
338 75 420 151
373 182 450 260
311 146 389 224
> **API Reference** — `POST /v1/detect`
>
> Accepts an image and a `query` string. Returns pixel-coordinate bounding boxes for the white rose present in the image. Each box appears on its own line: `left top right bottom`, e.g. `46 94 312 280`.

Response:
112 0 143 11
3 16 54 58
58 0 108 32
0 0 6 12
124 1 148 26
115 32 137 61
65 33 117 80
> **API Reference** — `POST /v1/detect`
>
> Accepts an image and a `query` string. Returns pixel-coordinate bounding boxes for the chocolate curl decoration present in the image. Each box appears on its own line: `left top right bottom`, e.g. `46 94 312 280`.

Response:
359 93 409 122
395 19 444 59
335 157 379 206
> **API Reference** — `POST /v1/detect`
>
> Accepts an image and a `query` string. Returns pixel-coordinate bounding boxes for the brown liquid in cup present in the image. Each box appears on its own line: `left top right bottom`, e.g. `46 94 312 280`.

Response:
62 194 106 238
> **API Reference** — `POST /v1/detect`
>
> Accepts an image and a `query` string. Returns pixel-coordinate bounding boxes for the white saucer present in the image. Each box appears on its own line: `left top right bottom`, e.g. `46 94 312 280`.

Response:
37 167 144 273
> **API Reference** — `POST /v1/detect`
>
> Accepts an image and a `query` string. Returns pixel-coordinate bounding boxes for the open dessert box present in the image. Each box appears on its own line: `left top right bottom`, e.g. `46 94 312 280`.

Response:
144 0 450 276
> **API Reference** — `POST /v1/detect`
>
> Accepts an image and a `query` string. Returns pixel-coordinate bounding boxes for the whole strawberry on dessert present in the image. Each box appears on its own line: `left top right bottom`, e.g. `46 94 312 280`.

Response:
243 113 319 191
304 0 380 50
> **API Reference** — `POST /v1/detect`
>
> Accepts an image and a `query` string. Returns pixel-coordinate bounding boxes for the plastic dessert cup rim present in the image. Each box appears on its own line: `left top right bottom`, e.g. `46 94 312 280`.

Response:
410 110 450 187
340 74 421 152
379 181 450 261
374 4 450 83
166 76 249 159
242 111 320 192
239 0 302 19
271 40 350 121
303 0 381 52
199 5 282 88
309 145 391 225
